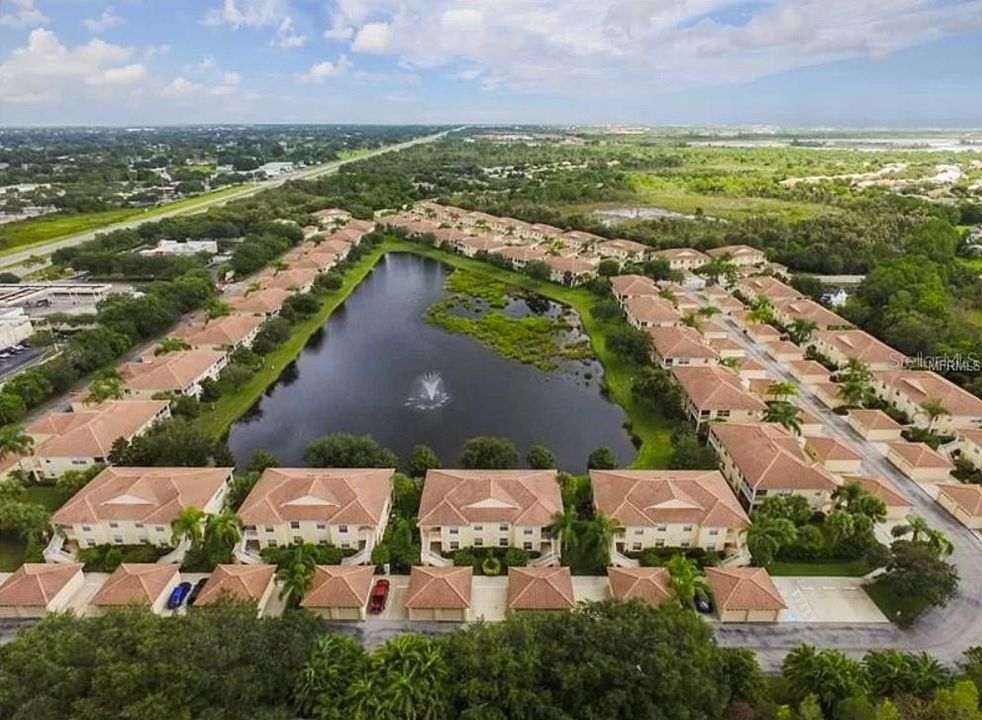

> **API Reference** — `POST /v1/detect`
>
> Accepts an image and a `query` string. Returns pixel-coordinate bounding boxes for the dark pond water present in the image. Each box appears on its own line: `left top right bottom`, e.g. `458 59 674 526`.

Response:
228 253 636 473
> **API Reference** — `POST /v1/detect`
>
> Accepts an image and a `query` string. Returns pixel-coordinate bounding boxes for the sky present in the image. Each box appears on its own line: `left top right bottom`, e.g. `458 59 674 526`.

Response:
1 0 981 127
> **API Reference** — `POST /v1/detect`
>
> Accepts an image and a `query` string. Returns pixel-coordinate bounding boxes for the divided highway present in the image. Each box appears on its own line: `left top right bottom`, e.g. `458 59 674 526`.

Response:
0 127 458 275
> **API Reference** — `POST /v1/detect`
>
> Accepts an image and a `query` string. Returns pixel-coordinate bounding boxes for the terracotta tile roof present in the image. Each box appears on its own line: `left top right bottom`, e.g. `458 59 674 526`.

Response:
455 234 508 253
227 288 292 315
707 295 745 314
418 469 562 528
530 223 562 236
498 245 550 263
707 337 742 353
610 274 660 297
256 268 318 291
938 484 982 517
507 566 575 611
960 429 982 448
672 366 767 413
544 255 596 275
28 400 168 459
888 441 954 469
648 326 718 361
710 423 840 492
874 369 982 419
194 565 276 606
789 360 831 380
405 566 473 609
804 436 862 463
840 475 911 509
814 330 904 366
170 314 264 349
597 239 649 255
301 565 375 609
607 567 673 605
119 350 224 393
765 340 804 358
737 277 801 301
52 466 231 526
238 468 393 526
0 563 83 608
798 407 823 428
812 382 845 404
735 357 766 374
288 250 339 271
706 245 765 260
847 409 902 432
625 296 681 326
651 248 710 264
706 567 786 611
90 564 178 607
592 469 749 530
772 297 851 329
744 323 781 342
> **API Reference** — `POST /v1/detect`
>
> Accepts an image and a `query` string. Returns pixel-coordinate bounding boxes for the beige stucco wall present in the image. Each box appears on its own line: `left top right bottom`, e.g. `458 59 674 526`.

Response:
615 523 743 554
938 493 982 530
420 523 553 557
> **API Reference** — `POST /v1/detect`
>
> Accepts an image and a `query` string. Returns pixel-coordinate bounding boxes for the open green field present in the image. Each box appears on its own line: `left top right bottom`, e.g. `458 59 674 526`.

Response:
0 184 256 257
196 238 676 467
865 579 932 626
623 173 834 221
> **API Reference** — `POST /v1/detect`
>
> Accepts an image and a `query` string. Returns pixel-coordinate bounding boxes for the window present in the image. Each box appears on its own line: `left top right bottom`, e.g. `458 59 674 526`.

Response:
523 528 533 535
156 526 165 533
499 523 508 532
708 529 719 536
448 526 458 535
293 536 303 544
681 541 690 548
109 522 119 529
523 542 533 550
290 521 300 530
633 528 643 535
632 542 642 551
450 541 459 550
318 539 328 545
113 536 123 544
473 525 483 531
339 525 348 533
655 539 665 547
86 539 96 547
718 410 730 418
265 526 274 533
81 525 92 532
656 525 667 532
268 539 278 547
682 525 693 532
756 489 768 497
244 525 256 533
316 523 326 530
134 522 143 529
474 538 483 547
499 538 508 547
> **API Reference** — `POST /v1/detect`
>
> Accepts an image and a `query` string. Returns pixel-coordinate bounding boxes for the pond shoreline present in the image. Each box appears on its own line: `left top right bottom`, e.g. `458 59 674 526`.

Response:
197 238 677 468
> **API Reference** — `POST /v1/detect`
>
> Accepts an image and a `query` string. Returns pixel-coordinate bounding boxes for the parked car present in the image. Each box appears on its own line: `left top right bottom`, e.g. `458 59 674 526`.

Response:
166 582 192 610
186 578 208 607
368 579 390 614
693 590 713 614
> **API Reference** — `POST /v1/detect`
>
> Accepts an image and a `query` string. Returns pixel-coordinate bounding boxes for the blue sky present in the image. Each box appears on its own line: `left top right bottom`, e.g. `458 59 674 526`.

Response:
1 0 981 126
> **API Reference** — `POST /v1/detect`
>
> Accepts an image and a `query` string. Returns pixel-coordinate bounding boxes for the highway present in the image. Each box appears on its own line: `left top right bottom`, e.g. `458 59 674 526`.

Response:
0 127 458 275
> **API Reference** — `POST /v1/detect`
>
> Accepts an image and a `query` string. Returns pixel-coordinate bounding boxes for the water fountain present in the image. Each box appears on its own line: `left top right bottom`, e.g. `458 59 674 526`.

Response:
405 371 451 410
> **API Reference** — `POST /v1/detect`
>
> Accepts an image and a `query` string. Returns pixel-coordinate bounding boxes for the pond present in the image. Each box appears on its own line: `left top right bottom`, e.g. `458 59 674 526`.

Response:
227 253 637 473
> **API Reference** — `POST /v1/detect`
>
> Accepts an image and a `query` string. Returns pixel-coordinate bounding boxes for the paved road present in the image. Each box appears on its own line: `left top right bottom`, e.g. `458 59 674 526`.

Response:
706 297 982 670
0 128 458 275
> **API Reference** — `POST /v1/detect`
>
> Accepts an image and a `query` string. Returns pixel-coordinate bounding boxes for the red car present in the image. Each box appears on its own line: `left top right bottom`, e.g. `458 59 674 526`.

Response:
368 579 390 614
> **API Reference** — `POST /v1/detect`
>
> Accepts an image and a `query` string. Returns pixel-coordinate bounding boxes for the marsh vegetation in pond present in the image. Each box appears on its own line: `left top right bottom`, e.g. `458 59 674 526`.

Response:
227 253 635 472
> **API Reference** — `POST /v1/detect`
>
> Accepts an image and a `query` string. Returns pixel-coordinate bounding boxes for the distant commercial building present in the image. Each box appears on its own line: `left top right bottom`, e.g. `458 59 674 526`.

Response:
0 308 32 350
0 283 113 310
138 239 219 256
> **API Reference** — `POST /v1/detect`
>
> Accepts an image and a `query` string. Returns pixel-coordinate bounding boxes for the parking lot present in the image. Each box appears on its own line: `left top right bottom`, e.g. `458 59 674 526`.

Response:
773 577 888 624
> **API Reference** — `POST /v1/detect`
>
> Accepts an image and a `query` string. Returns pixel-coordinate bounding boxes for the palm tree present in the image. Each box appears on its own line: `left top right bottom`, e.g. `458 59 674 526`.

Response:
832 482 887 524
84 369 125 405
154 337 190 355
747 299 775 324
763 401 802 435
171 506 206 548
547 507 580 561
891 514 954 556
767 381 798 402
825 510 856 546
0 425 33 473
919 398 950 434
787 318 818 345
782 645 869 714
277 559 315 603
746 514 797 567
586 512 623 567
204 510 243 554
666 554 708 608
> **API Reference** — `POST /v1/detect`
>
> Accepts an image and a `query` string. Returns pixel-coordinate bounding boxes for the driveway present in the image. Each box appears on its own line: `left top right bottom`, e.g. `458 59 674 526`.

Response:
773 577 887 624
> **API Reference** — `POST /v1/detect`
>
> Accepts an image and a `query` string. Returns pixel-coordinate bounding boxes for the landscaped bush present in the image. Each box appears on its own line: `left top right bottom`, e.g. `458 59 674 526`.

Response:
635 546 721 569
78 543 169 572
481 556 502 576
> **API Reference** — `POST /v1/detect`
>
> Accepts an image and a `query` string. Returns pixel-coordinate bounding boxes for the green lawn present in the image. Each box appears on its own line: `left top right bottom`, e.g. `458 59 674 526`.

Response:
23 484 70 511
196 238 677 467
0 485 70 571
769 559 874 577
0 184 255 257
865 579 933 627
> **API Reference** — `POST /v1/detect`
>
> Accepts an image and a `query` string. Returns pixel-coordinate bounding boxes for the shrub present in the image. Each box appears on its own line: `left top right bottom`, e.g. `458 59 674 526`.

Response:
482 556 503 576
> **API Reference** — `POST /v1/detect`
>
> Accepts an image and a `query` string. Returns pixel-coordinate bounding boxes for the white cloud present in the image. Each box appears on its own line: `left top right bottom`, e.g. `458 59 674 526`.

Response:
205 0 289 28
0 29 145 103
144 44 171 59
272 16 307 48
0 0 46 27
296 55 352 83
322 0 982 96
84 7 123 33
162 71 242 98
351 21 392 53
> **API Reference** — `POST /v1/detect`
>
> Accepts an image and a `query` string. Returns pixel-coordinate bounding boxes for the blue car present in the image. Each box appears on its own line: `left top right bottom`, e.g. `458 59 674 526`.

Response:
166 582 192 610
